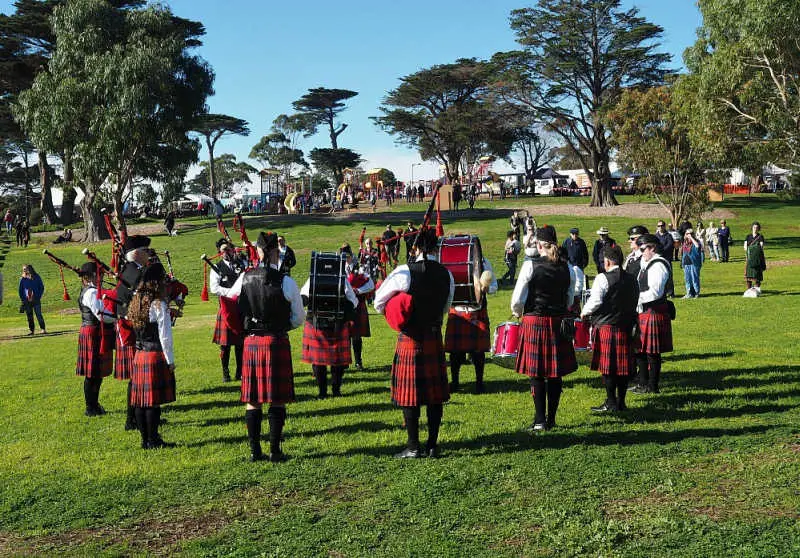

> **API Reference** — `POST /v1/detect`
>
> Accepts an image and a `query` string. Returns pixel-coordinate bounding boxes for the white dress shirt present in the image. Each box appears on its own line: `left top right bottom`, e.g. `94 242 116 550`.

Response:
301 275 359 309
148 299 175 365
637 256 670 312
374 254 455 315
81 285 115 323
580 264 619 319
510 259 577 318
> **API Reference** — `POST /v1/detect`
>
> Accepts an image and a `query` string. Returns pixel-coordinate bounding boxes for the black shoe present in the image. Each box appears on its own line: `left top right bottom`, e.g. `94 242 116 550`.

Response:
545 420 556 430
523 422 547 433
355 361 364 370
394 447 423 458
250 453 268 462
427 446 440 459
618 402 628 411
124 420 137 431
235 373 242 381
269 451 288 463
222 375 231 383
85 407 97 417
449 382 459 392
627 383 642 392
630 385 651 395
94 405 106 416
146 437 175 449
591 402 618 413
474 383 485 394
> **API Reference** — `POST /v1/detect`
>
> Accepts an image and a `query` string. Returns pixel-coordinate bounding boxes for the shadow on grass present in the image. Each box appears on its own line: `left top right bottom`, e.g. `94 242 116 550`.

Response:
292 401 397 418
668 365 800 390
181 384 242 396
0 329 78 341
665 351 737 362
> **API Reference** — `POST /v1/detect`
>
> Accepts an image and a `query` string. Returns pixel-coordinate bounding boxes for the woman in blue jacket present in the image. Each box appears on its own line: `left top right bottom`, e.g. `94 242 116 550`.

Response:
680 227 703 298
19 264 46 334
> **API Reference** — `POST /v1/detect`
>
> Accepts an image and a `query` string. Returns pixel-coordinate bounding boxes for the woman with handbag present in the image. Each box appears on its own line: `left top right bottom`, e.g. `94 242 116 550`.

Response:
510 225 577 432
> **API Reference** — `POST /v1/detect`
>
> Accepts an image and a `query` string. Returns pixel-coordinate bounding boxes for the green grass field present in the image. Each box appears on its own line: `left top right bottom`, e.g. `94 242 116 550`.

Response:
0 195 798 556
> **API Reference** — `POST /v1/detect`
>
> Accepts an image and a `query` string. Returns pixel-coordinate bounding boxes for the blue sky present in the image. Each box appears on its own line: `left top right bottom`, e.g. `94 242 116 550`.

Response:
2 0 703 189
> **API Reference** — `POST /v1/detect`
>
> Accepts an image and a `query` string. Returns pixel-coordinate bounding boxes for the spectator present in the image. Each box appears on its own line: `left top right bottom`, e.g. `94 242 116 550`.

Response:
668 223 681 261
17 218 30 247
592 227 616 274
403 221 418 261
4 209 13 235
705 221 720 262
164 211 177 236
717 219 732 262
19 264 47 335
655 220 674 260
744 221 766 294
510 211 522 240
679 224 703 298
382 224 399 265
500 230 521 285
562 227 589 294
54 228 73 244
277 235 297 276
418 184 425 202
695 221 707 258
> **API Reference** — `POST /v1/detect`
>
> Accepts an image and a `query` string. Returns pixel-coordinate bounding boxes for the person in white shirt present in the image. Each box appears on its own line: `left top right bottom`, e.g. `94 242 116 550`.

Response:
705 222 720 261
631 234 673 394
127 263 176 449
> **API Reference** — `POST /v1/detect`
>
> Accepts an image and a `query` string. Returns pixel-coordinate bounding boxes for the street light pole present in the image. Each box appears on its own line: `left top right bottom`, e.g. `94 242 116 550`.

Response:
411 162 421 191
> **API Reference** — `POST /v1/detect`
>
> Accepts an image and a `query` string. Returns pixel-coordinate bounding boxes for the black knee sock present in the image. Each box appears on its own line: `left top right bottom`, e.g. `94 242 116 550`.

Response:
331 367 344 396
220 346 231 376
313 365 328 397
93 377 103 409
450 353 463 386
604 375 618 408
647 354 662 392
145 407 160 443
83 378 93 410
426 404 443 449
267 406 286 455
134 407 147 445
234 345 243 379
402 407 421 451
547 378 563 426
245 408 263 457
126 381 136 425
636 355 648 387
617 376 629 408
473 352 485 387
352 337 363 364
531 377 546 424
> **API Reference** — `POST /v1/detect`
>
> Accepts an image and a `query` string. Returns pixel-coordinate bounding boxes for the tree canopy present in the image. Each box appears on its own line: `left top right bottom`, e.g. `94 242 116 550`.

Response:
187 153 256 198
192 114 250 199
292 87 358 149
374 58 515 184
494 0 670 206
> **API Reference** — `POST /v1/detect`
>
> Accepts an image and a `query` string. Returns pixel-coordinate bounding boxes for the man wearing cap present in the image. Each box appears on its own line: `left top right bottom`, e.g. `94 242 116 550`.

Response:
115 234 152 430
374 228 455 458
581 245 639 412
277 236 296 276
632 233 673 394
624 225 649 278
210 238 247 382
76 262 116 417
233 232 305 462
717 219 732 262
562 227 589 300
382 224 400 267
654 221 673 260
592 227 616 275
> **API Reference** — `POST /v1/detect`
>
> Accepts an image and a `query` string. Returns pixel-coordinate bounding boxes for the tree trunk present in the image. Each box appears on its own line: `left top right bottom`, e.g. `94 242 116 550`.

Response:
38 151 58 224
588 136 618 207
60 152 76 226
207 139 216 200
79 186 108 242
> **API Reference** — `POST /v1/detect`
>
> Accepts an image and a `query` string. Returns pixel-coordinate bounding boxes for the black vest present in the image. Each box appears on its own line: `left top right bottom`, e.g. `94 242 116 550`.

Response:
592 268 639 327
78 286 100 326
523 259 571 316
239 267 291 334
624 252 642 278
116 262 144 318
136 318 162 352
638 258 669 308
406 258 451 333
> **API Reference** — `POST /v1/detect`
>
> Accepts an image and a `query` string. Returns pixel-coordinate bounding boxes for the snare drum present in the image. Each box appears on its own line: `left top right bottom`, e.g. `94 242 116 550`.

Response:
438 235 483 305
309 251 347 328
573 318 591 351
491 321 521 368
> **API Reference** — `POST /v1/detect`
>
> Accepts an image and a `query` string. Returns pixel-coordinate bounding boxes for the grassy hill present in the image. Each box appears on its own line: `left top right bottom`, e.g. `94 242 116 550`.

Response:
0 195 798 556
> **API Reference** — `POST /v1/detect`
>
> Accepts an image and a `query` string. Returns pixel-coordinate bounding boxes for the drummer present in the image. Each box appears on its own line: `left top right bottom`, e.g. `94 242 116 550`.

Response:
444 254 497 394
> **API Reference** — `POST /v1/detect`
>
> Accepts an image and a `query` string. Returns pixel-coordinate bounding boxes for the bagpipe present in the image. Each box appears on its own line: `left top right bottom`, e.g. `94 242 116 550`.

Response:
201 211 256 302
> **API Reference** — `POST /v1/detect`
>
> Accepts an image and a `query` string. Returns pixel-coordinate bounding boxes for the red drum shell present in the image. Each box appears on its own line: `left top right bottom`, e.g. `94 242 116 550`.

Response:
574 318 591 351
438 235 483 305
491 321 521 369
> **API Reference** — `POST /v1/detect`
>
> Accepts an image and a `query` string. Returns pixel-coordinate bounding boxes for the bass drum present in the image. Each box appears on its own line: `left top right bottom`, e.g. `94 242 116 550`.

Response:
438 235 483 305
309 251 347 328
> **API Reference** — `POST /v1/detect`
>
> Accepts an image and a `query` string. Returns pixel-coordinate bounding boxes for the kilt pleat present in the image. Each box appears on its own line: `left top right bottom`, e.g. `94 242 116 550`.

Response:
241 334 294 404
636 305 673 354
301 321 352 366
114 337 136 380
212 308 243 347
351 300 371 338
131 350 176 406
444 307 490 353
590 324 634 376
515 315 577 379
76 324 114 378
391 331 449 407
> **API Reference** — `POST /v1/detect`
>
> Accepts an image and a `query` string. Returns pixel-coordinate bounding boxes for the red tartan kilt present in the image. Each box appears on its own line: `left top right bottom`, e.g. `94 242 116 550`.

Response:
351 300 371 338
636 305 673 354
114 335 136 380
515 315 577 379
240 334 294 404
444 307 490 353
76 324 114 378
301 321 352 366
590 324 634 376
212 308 243 347
391 331 449 407
130 350 176 406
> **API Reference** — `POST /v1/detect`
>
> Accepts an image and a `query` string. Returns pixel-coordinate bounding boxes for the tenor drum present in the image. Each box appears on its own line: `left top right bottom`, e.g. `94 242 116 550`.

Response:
309 252 347 328
491 321 521 369
438 235 483 305
573 318 591 351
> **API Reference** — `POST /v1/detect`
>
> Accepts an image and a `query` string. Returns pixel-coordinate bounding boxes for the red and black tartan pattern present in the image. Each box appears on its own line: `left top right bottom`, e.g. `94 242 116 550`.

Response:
114 336 136 381
590 324 634 376
130 349 176 406
301 321 352 366
515 315 577 379
444 307 490 353
351 299 371 338
240 334 294 404
635 304 673 354
390 331 450 407
76 324 114 378
211 308 243 347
